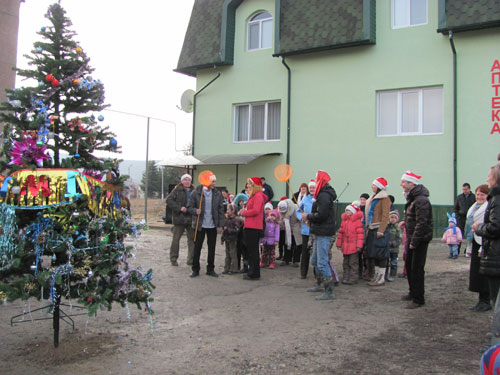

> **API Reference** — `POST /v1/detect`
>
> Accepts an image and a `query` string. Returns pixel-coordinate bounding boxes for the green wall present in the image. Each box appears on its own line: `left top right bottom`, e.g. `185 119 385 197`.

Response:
191 0 500 209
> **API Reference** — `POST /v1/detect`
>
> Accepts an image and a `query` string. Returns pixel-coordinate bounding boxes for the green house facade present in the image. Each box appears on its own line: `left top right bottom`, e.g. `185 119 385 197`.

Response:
175 0 500 216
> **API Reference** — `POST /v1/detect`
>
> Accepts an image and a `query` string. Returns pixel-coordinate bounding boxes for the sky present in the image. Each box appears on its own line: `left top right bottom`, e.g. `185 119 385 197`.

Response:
16 0 196 162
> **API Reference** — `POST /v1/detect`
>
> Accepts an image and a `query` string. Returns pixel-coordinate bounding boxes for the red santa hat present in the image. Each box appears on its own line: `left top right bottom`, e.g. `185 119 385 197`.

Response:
264 202 273 211
249 177 262 186
345 202 360 215
280 196 288 201
180 173 192 181
401 170 421 185
308 179 316 188
372 177 388 190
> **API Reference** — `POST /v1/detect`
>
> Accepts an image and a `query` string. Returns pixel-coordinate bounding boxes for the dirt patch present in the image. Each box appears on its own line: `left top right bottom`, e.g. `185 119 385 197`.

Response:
0 228 491 374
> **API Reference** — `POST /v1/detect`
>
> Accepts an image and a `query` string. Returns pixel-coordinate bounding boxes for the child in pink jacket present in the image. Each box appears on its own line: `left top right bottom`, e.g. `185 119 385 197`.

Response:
260 209 280 268
336 202 364 284
442 214 462 259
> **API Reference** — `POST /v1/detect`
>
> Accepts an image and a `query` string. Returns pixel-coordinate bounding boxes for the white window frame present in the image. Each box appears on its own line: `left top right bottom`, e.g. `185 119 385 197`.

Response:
377 87 443 137
247 11 273 51
234 101 281 143
391 0 428 29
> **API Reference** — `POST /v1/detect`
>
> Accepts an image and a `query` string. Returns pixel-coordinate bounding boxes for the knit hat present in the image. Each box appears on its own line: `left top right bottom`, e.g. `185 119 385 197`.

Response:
270 209 278 218
372 177 388 190
280 196 288 201
249 177 262 186
345 202 360 215
389 210 400 220
401 170 421 185
264 202 273 211
180 174 192 181
480 344 500 375
278 200 288 213
308 179 316 188
360 193 369 200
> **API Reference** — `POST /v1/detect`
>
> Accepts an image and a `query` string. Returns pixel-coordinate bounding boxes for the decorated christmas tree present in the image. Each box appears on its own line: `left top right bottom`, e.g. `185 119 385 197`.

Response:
0 3 154 345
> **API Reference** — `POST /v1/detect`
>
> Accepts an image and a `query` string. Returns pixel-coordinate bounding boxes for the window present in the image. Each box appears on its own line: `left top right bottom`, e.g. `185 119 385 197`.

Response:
392 0 427 28
377 87 443 136
234 101 280 142
248 11 272 50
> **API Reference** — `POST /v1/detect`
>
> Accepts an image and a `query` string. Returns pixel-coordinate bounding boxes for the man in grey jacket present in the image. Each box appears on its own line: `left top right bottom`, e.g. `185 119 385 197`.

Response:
166 174 195 266
187 174 225 278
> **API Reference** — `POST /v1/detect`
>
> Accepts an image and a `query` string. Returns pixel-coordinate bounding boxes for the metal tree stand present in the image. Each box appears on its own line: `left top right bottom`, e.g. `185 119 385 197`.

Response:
10 289 87 347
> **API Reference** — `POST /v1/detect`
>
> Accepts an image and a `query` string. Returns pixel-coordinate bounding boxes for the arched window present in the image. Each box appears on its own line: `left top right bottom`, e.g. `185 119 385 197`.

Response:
248 11 272 51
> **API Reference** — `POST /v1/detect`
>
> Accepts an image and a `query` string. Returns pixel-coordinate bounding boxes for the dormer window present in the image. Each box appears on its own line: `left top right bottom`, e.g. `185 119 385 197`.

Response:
248 11 272 51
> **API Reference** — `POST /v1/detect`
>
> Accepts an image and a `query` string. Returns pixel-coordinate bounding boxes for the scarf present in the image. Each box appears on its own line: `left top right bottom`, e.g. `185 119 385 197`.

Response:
314 170 331 199
283 217 292 249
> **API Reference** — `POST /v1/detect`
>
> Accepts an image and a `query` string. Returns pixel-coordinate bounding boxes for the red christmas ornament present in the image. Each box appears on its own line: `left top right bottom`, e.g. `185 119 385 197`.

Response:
51 79 60 87
87 297 93 303
45 74 54 82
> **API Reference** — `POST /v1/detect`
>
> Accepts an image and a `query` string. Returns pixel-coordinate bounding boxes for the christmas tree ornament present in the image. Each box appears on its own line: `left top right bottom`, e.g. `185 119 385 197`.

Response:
38 81 44 87
9 138 50 167
75 47 82 54
35 47 43 53
45 74 54 82
41 26 46 31
98 115 104 121
109 138 117 151
51 79 60 87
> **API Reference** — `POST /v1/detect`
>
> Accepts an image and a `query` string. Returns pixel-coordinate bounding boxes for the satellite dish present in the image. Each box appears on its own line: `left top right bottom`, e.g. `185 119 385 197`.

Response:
179 89 195 113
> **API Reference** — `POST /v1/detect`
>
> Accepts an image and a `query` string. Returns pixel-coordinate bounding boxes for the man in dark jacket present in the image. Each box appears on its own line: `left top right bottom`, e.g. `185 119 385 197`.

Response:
454 182 476 254
400 171 433 309
166 174 195 266
301 170 337 300
187 173 225 278
261 177 274 203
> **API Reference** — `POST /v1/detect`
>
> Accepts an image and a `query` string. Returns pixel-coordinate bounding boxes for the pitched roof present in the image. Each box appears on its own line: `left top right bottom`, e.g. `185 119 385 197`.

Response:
276 0 375 57
438 0 500 33
176 0 375 76
175 0 225 76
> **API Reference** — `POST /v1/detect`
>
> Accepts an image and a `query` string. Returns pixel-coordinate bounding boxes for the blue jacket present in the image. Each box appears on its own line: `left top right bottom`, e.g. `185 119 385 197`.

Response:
296 194 314 236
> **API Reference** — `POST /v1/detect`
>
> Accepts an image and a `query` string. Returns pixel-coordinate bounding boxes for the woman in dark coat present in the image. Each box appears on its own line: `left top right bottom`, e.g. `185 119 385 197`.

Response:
473 165 500 346
466 184 490 311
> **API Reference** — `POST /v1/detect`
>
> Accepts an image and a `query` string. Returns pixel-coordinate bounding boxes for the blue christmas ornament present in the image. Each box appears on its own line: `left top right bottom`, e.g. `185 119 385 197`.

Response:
109 138 118 150
35 47 43 53
98 115 104 121
41 26 46 31
74 153 80 158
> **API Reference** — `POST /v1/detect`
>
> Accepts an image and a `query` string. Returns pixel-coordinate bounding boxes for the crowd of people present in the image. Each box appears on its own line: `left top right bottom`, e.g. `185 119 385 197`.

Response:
166 158 500 364
164 169 436 308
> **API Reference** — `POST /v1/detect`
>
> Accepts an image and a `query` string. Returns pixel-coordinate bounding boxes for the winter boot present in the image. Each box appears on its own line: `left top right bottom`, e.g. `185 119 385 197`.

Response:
315 280 335 300
387 267 397 282
307 277 324 292
368 267 385 287
269 262 275 269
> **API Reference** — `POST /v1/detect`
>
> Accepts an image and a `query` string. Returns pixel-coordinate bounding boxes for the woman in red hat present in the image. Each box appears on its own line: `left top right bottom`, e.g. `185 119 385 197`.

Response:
240 177 266 280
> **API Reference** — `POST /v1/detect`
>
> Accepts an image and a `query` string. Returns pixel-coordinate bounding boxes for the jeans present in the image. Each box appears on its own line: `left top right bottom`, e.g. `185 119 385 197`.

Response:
311 235 332 280
192 227 217 273
449 244 458 258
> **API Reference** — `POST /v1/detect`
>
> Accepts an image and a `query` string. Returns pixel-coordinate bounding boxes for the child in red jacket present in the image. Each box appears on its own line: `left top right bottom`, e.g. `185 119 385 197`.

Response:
336 202 364 284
